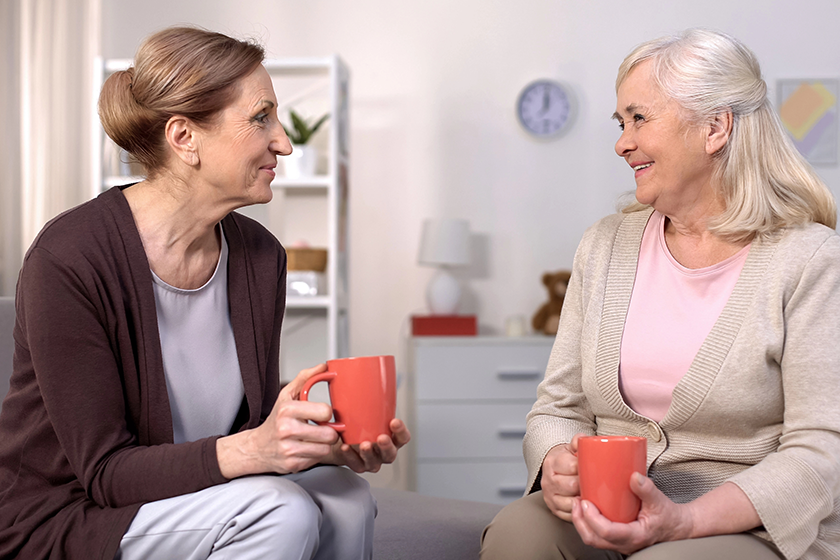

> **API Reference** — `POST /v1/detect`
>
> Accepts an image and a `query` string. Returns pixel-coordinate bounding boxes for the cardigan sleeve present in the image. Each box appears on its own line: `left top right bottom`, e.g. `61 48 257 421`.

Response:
261 247 286 422
727 233 840 560
523 222 601 493
17 246 228 509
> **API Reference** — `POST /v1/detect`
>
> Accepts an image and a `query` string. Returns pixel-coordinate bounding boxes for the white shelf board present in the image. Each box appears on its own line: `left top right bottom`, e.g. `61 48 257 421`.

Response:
286 296 331 309
264 57 334 73
272 176 331 190
104 59 132 73
104 175 328 190
106 57 333 75
104 176 144 188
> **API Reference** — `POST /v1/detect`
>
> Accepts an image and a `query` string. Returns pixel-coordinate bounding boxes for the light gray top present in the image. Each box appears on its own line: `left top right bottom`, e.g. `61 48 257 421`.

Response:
152 225 244 444
525 208 840 560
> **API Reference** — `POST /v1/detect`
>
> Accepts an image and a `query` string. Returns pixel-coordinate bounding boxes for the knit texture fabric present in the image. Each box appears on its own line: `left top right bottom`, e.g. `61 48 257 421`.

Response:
524 209 840 560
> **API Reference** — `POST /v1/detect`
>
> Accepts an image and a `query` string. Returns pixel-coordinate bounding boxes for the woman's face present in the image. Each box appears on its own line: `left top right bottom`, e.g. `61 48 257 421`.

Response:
613 61 717 217
196 65 292 207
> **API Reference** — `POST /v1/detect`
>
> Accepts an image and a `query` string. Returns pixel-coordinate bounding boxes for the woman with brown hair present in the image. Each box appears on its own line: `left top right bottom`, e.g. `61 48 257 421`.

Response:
0 26 409 560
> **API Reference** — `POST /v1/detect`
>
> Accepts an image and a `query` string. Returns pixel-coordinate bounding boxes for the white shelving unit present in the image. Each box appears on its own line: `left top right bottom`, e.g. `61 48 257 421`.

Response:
92 55 351 381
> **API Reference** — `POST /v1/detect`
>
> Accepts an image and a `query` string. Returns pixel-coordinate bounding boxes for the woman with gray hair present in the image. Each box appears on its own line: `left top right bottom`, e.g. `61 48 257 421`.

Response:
482 29 840 560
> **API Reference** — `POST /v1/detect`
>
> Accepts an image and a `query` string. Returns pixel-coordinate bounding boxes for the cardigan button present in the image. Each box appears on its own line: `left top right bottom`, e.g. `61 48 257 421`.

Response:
647 422 662 442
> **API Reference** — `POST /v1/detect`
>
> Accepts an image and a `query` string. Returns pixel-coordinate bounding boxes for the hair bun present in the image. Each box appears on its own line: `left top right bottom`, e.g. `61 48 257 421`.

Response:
97 26 265 176
98 67 159 163
124 67 134 89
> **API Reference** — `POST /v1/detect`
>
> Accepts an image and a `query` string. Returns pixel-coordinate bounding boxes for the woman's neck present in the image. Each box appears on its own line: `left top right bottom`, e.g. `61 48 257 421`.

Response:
123 178 225 289
662 213 749 269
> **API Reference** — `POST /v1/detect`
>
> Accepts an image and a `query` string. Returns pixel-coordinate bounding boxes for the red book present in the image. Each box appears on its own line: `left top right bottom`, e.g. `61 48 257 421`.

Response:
411 315 477 336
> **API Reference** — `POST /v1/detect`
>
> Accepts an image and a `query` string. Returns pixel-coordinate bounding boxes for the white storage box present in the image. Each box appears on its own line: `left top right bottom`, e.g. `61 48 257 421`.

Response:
286 271 327 296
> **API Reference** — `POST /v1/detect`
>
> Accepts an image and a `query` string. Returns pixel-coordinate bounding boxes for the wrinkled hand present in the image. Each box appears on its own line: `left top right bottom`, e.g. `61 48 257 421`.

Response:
218 364 341 478
326 418 411 473
571 472 693 555
285 363 411 473
278 363 329 402
541 433 584 521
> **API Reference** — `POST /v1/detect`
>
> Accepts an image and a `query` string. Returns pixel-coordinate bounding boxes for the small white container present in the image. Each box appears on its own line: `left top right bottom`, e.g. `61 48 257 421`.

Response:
283 145 318 178
287 271 327 296
505 315 527 337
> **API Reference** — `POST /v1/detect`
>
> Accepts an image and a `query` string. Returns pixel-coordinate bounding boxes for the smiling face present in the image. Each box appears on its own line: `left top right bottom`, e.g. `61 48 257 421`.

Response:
195 65 292 207
613 61 720 218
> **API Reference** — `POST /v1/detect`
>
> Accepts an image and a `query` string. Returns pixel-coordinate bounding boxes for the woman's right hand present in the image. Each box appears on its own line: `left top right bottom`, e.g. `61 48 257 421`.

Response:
216 364 340 479
541 433 584 521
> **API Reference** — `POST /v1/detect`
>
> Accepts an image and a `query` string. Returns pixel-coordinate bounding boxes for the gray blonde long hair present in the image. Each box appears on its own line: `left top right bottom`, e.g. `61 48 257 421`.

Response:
617 28 836 241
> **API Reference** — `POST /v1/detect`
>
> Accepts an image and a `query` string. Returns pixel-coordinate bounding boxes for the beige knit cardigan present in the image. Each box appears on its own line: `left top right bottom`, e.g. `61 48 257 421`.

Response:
525 209 840 560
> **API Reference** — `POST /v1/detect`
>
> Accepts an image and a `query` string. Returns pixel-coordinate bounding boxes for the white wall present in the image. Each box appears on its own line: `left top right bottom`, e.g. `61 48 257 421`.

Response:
101 0 840 370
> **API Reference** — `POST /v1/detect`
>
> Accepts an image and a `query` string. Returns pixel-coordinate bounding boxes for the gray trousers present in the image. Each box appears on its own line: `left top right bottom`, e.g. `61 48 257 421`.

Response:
115 466 376 560
480 491 784 560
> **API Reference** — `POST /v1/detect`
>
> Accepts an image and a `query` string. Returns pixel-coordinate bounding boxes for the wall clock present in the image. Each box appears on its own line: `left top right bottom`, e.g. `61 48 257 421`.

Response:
516 79 574 138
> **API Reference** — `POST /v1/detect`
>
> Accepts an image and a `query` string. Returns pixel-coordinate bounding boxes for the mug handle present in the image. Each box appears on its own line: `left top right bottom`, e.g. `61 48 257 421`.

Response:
299 371 346 432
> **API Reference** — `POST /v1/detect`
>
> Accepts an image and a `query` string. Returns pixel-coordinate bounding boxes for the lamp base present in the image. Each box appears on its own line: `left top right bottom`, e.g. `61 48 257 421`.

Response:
427 268 461 315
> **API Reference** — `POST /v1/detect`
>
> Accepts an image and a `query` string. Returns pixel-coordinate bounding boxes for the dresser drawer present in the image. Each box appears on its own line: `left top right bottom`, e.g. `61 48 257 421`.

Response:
414 339 553 400
417 460 528 505
416 402 532 459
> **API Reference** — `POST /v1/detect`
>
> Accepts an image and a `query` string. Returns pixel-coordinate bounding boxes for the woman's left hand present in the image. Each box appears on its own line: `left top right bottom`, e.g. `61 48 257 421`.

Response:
327 419 412 473
571 472 693 555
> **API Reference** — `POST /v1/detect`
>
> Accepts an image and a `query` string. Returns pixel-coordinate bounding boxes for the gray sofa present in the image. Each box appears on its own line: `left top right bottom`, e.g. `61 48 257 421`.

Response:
0 296 502 558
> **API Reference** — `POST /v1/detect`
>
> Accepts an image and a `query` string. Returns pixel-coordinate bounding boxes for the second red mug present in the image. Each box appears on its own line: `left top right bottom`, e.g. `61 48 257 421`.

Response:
577 435 647 523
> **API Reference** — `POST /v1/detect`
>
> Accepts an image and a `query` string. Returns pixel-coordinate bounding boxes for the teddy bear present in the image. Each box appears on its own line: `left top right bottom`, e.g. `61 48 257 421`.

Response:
532 270 572 336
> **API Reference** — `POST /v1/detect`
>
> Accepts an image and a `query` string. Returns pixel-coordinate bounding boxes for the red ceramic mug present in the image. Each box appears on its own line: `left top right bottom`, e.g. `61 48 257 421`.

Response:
299 355 397 445
577 435 647 523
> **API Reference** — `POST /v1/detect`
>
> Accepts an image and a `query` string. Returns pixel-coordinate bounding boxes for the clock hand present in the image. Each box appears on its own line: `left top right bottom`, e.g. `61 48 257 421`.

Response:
539 88 550 114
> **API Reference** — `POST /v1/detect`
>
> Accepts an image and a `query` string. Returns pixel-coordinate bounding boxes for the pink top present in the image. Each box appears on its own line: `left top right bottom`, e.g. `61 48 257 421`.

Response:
619 211 751 422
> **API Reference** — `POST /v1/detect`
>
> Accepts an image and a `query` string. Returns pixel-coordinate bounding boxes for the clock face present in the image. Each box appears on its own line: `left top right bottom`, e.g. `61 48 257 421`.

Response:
517 80 573 138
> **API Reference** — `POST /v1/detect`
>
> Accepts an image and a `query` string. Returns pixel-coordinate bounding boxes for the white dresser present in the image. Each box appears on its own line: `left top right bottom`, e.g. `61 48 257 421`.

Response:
410 336 554 504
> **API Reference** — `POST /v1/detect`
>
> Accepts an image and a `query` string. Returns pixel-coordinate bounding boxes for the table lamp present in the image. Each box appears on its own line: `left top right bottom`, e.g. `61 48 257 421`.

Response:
418 218 470 314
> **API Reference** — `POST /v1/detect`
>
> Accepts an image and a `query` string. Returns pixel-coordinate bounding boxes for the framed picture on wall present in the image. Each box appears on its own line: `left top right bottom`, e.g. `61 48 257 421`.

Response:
777 79 838 166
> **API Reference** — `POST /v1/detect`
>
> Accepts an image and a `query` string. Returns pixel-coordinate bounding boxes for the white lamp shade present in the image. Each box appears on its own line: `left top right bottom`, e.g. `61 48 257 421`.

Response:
418 218 470 267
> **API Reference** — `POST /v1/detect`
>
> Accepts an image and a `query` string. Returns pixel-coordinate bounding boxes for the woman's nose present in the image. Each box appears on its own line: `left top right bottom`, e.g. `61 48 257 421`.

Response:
614 128 635 158
273 122 293 156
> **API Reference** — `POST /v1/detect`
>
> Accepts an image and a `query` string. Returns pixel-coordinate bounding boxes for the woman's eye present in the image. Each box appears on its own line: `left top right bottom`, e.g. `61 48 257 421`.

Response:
254 113 269 124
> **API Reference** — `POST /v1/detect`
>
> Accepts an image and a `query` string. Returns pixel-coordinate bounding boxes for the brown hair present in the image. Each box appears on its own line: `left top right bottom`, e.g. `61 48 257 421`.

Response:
98 26 265 176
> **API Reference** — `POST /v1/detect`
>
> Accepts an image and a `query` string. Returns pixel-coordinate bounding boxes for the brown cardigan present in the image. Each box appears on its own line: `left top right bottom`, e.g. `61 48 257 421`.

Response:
0 186 286 559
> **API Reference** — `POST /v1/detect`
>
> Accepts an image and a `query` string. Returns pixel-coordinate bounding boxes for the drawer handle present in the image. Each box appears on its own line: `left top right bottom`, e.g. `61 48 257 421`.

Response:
497 428 527 438
498 486 526 497
497 370 541 380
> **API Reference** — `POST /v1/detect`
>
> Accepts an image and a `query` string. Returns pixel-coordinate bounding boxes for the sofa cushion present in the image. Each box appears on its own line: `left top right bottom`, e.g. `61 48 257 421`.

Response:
371 487 502 559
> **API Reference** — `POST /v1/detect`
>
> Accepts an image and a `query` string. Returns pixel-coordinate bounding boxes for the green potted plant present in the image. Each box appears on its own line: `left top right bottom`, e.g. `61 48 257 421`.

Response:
282 109 330 178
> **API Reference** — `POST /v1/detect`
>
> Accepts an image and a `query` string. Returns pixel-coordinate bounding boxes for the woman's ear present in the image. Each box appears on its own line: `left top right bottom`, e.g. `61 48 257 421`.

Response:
706 109 733 155
164 116 200 166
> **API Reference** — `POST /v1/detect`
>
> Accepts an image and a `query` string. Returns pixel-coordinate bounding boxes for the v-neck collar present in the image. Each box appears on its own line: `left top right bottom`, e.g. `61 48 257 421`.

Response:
100 186 265 442
594 208 781 427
